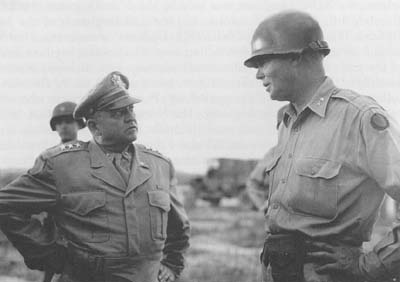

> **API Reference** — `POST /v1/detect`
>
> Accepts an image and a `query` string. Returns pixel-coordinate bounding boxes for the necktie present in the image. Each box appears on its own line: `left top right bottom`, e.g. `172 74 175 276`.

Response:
113 153 131 185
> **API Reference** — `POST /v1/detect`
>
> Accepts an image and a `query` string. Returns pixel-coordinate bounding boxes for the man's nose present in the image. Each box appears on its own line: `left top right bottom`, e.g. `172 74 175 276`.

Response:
124 110 136 122
256 68 265 80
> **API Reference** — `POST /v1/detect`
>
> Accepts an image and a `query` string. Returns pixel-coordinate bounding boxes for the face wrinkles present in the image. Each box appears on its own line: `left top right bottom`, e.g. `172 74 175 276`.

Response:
94 105 138 149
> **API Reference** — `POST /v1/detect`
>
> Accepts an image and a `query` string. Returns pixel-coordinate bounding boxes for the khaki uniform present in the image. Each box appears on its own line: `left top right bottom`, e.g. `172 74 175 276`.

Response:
249 77 400 281
0 140 190 282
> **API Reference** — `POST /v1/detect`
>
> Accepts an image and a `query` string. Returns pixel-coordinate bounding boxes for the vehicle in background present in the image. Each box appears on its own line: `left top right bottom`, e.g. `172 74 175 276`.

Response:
190 158 258 207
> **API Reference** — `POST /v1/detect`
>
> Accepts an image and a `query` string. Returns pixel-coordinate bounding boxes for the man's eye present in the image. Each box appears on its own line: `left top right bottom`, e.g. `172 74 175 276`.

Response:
110 110 123 118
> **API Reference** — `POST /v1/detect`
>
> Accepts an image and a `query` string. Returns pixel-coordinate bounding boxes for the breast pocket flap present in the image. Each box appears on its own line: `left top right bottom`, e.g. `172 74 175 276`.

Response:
295 158 341 179
62 191 106 216
148 190 171 212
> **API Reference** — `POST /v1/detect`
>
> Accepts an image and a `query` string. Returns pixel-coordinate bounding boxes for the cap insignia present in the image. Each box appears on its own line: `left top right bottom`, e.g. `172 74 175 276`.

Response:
111 74 127 89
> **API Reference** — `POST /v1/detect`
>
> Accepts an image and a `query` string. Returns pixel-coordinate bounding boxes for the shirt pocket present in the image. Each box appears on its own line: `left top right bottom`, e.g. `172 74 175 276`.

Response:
148 190 171 241
288 158 341 220
61 191 110 243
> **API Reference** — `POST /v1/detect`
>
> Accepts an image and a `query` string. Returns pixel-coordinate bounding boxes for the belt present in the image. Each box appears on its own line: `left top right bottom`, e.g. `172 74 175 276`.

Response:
64 245 162 281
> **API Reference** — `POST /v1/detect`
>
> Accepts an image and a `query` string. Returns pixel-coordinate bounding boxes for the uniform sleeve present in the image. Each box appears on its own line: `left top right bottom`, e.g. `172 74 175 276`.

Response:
161 162 190 276
358 107 400 201
0 155 59 214
0 154 65 272
246 157 270 212
358 108 400 279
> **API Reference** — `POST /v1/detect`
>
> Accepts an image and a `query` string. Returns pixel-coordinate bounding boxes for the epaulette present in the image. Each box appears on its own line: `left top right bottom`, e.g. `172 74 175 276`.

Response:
42 141 87 159
331 88 381 112
136 144 171 163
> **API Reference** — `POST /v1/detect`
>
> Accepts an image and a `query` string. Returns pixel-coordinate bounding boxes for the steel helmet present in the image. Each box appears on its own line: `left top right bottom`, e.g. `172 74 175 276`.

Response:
244 10 330 68
50 101 86 131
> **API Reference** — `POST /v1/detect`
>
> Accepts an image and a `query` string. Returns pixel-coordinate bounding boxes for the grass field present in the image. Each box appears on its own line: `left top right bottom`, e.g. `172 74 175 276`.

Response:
179 204 265 282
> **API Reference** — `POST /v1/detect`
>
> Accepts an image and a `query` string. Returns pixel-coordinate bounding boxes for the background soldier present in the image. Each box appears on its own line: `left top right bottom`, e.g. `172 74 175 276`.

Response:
245 10 400 282
50 101 86 144
36 101 86 281
0 71 190 282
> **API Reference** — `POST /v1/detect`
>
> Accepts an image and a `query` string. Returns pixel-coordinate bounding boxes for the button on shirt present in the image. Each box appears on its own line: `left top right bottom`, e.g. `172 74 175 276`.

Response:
262 77 400 245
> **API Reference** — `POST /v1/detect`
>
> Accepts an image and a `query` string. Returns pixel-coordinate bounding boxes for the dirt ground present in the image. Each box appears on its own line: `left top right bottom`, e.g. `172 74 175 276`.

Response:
0 201 395 282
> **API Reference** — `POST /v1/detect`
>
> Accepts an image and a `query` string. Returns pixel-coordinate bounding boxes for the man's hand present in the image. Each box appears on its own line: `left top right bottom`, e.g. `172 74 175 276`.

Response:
306 241 364 278
158 264 176 282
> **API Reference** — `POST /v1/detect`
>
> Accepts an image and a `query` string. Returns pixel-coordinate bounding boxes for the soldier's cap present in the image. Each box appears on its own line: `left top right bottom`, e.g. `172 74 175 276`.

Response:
74 71 141 120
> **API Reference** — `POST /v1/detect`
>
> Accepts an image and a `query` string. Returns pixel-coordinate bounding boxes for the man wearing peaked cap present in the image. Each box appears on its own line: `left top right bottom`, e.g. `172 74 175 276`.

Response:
74 71 141 120
245 10 400 282
0 71 190 282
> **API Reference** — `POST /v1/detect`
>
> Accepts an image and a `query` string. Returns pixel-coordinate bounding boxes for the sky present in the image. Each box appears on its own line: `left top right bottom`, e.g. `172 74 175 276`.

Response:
1 0 400 173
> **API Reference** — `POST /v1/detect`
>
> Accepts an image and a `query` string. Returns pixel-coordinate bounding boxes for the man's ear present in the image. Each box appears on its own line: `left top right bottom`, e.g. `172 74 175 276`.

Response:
87 119 100 136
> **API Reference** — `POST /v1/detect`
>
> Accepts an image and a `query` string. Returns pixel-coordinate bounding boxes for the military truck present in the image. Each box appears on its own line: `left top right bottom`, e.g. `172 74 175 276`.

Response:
190 158 258 206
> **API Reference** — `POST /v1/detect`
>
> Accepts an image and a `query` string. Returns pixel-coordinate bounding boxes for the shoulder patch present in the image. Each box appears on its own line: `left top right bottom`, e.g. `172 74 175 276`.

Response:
370 113 389 131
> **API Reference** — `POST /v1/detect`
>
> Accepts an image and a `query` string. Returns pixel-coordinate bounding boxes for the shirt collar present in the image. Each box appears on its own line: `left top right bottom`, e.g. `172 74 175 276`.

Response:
306 77 337 118
281 77 337 127
94 141 134 161
282 104 296 127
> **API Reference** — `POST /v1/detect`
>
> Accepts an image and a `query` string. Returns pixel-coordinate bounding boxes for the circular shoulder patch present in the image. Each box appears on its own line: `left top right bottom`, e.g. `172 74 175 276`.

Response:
370 113 389 131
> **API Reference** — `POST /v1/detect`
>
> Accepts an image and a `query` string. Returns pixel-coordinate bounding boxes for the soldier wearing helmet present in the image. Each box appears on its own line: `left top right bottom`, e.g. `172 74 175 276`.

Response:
50 101 86 144
245 10 400 282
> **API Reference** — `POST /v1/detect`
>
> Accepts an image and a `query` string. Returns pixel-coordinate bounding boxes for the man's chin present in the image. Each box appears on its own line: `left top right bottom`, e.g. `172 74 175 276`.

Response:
128 134 137 143
269 92 286 102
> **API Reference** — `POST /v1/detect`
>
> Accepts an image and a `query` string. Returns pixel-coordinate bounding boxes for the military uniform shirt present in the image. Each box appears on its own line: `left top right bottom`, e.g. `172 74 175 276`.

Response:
261 77 400 242
251 77 400 280
0 140 190 282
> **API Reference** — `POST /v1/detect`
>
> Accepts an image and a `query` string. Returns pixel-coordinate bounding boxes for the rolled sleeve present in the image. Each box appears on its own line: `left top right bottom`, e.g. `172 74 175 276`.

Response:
360 225 400 280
